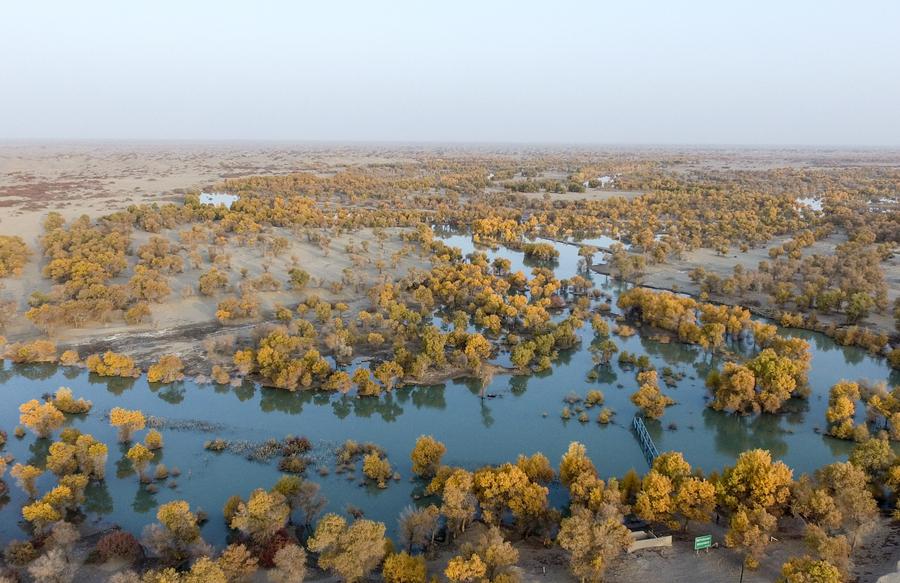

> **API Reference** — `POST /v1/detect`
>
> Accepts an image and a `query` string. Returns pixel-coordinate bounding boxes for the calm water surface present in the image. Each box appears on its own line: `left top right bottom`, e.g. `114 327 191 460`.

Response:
0 234 896 545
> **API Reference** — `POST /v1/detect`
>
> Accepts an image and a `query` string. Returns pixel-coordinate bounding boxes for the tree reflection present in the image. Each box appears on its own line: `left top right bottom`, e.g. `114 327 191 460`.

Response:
18 364 57 381
312 392 332 407
132 486 157 514
823 434 856 459
508 376 529 396
116 443 136 479
332 397 352 419
643 417 664 444
407 385 447 410
26 439 51 467
0 362 14 383
153 383 186 404
638 336 701 367
791 329 831 352
461 377 482 397
588 367 617 385
702 408 788 458
480 400 495 428
523 256 558 271
690 360 718 384
97 375 136 395
780 397 810 428
835 344 866 366
259 388 313 415
83 481 114 515
62 367 81 381
351 394 403 422
234 381 256 402
554 347 576 368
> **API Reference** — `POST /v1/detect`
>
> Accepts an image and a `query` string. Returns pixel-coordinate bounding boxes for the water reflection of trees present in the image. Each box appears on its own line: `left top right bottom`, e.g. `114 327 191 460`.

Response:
259 388 314 415
839 346 866 366
702 408 788 459
643 417 664 445
115 443 136 479
790 328 832 352
233 382 256 402
132 486 157 514
348 393 403 422
890 370 900 387
779 397 810 428
461 377 482 396
823 434 856 459
522 256 558 271
587 366 617 385
690 360 718 384
0 362 13 384
93 375 136 395
18 363 57 381
638 336 700 367
480 400 495 428
151 382 186 404
554 347 577 368
332 398 351 420
26 438 51 467
329 394 404 422
789 328 868 366
84 481 114 515
509 375 529 396
400 385 447 410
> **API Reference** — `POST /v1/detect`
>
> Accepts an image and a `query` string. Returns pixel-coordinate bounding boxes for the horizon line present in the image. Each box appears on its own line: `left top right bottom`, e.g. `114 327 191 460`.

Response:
2 138 900 151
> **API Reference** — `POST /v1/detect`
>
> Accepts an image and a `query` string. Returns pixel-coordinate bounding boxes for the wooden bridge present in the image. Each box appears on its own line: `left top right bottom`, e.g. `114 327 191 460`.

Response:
632 415 659 467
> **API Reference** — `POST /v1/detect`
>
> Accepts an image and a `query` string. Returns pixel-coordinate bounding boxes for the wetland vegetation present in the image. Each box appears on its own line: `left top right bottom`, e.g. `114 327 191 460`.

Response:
0 148 898 582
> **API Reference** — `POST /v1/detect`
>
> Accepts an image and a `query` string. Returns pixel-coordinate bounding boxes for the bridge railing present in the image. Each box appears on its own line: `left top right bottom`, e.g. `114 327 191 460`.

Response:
632 415 659 467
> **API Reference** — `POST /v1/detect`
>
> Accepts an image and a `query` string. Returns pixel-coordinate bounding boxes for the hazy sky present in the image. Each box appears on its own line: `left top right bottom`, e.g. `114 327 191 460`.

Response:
2 1 899 145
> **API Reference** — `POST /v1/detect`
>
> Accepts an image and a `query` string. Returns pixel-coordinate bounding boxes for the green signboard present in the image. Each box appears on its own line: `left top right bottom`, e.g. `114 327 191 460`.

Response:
694 535 712 551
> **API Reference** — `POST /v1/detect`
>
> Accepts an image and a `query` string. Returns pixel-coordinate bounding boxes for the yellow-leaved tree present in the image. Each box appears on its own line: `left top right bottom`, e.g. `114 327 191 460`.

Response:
307 514 388 583
109 407 146 442
410 435 446 479
19 400 65 438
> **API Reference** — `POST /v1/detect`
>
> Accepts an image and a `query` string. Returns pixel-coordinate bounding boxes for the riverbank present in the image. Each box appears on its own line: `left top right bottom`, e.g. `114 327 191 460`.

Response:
590 261 899 357
53 513 900 582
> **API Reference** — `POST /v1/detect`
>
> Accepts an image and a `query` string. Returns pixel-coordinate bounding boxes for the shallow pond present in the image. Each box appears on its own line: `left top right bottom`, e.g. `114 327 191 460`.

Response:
0 234 896 546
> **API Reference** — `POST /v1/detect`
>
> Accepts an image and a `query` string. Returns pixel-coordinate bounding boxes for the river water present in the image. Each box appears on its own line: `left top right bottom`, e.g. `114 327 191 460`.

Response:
0 233 896 545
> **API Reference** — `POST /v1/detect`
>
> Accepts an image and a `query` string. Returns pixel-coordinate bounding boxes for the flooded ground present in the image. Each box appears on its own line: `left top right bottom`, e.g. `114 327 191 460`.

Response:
0 233 896 546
